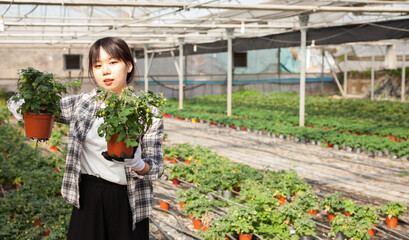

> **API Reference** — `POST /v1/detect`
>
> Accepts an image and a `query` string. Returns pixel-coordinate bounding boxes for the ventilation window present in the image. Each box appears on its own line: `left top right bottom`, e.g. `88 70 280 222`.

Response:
234 52 247 68
64 54 82 70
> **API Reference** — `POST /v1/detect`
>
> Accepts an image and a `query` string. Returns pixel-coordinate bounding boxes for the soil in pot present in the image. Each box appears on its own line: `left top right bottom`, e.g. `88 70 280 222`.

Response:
192 219 203 229
239 233 253 240
386 216 398 228
107 134 133 157
23 112 54 139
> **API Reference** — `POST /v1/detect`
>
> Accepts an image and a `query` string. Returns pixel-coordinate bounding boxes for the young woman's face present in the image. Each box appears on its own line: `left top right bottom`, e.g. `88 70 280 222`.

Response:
92 47 132 94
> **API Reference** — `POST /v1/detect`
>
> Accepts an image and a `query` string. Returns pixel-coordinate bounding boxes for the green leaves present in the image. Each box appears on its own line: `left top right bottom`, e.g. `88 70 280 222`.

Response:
13 67 67 118
95 87 165 147
381 201 407 219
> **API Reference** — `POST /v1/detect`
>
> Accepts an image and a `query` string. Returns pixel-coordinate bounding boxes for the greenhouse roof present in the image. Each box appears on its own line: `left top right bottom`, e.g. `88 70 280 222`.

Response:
0 0 408 50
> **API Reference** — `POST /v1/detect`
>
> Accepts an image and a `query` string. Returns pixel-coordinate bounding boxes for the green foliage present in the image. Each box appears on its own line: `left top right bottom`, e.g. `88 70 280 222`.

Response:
95 87 165 147
320 192 344 213
293 214 317 237
330 213 372 240
380 201 407 219
342 199 358 215
13 67 67 118
227 206 258 235
354 205 379 226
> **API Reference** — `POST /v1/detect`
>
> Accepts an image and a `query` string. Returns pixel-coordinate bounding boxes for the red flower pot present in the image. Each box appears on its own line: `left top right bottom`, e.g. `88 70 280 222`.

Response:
159 201 169 210
368 228 376 236
49 146 59 152
277 196 286 205
239 233 253 240
342 212 351 217
192 219 203 229
328 212 336 222
172 178 180 185
171 158 177 164
327 143 333 148
43 230 50 236
386 216 398 228
185 160 191 165
34 219 41 227
23 112 54 139
202 226 210 231
107 134 133 158
164 156 169 162
188 214 193 219
308 209 317 216
179 202 185 209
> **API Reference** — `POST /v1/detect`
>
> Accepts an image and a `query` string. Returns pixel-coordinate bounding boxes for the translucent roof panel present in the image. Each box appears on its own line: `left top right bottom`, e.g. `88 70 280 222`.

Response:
0 0 408 49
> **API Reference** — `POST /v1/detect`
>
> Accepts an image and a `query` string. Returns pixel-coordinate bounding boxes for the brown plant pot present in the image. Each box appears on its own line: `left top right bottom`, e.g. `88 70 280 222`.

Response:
164 156 169 161
159 201 169 210
308 209 317 216
34 219 41 227
179 202 185 209
107 134 133 157
239 233 253 240
23 112 54 139
342 211 351 217
368 228 376 236
185 160 191 165
171 158 177 164
43 230 50 236
192 219 203 229
328 212 336 222
386 216 398 228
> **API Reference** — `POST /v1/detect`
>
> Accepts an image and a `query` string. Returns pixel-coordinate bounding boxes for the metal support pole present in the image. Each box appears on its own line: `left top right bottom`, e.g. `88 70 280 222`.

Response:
144 44 149 91
321 50 325 95
299 14 309 127
344 52 347 97
178 38 184 110
402 43 406 102
371 53 375 100
226 29 234 117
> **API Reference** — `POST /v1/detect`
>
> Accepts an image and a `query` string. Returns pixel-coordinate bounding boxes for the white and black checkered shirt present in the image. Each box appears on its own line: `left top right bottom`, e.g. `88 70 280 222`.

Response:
8 88 164 229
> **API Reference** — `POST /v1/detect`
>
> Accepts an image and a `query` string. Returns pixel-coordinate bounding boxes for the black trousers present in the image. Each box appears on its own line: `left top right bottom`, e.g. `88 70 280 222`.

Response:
67 174 149 240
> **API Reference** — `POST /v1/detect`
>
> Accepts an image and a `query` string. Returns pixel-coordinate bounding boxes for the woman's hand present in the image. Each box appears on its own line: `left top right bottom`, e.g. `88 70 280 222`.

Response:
102 144 146 172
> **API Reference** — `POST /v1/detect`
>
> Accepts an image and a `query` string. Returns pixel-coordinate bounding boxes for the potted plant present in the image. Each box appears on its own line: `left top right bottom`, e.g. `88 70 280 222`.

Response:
293 214 317 240
331 213 372 240
228 206 258 240
13 67 67 139
319 192 344 222
95 87 165 157
354 205 379 236
293 191 319 216
380 201 407 228
183 195 213 229
342 199 358 217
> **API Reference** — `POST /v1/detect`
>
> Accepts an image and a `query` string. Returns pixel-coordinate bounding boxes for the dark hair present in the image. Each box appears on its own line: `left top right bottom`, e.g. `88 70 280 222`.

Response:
88 37 135 84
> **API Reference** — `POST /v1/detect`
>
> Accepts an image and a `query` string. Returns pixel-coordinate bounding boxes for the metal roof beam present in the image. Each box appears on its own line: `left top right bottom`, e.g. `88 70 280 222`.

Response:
0 0 408 13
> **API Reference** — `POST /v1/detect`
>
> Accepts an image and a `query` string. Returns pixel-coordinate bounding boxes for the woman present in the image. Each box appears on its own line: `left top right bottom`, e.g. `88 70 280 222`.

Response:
8 37 164 239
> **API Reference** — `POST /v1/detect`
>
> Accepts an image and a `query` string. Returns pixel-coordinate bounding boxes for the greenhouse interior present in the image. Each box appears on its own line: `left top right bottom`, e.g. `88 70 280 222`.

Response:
1 0 409 239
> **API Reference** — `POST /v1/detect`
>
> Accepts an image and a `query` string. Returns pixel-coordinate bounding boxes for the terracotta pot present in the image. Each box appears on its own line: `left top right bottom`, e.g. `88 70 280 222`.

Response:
164 156 169 161
179 202 185 209
277 196 286 205
23 112 54 139
225 234 230 240
232 186 241 192
308 209 317 216
34 219 41 227
43 230 50 236
172 178 180 185
327 143 333 148
368 228 376 236
185 160 191 165
386 216 398 228
202 226 210 231
49 146 59 152
328 212 336 222
187 214 193 219
171 158 177 164
159 201 169 210
342 211 351 217
239 233 253 240
192 219 203 229
107 134 133 158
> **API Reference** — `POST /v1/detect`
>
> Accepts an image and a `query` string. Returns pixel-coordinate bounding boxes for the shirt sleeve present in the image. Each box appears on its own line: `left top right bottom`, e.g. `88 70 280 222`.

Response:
7 95 24 121
56 94 82 125
131 107 164 181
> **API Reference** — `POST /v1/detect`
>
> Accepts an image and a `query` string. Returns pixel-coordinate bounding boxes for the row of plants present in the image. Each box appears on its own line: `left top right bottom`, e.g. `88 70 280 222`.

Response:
164 144 407 240
162 110 409 158
161 89 409 139
0 121 71 239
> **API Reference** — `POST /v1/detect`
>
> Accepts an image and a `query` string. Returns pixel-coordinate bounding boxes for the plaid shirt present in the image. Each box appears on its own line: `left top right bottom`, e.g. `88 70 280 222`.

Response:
8 88 164 229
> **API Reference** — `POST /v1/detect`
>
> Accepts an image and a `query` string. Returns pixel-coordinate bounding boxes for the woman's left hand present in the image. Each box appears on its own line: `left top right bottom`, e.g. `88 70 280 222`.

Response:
101 145 146 171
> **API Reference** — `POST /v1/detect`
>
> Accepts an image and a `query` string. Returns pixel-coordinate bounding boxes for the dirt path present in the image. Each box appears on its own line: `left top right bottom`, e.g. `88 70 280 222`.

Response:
163 118 409 206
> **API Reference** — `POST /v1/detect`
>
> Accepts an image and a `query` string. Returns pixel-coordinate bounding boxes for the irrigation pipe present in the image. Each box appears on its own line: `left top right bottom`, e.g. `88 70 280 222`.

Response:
149 217 174 240
149 232 161 240
153 206 190 233
152 216 203 240
376 224 409 240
